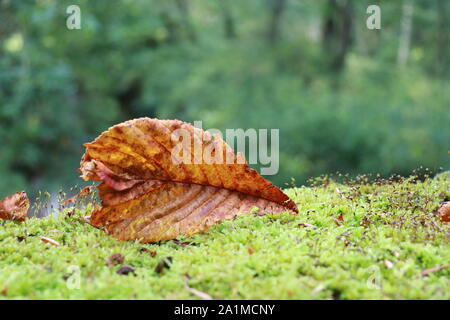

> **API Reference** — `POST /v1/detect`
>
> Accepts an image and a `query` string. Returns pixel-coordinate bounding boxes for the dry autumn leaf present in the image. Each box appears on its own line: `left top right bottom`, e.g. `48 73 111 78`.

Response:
0 191 29 222
437 202 450 223
334 213 344 226
79 118 298 242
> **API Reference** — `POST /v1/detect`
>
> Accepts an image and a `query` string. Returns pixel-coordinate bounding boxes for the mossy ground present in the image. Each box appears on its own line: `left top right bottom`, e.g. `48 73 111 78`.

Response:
1 175 449 300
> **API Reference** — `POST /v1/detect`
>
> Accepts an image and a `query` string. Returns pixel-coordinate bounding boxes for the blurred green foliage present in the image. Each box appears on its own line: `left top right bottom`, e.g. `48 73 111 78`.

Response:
0 0 449 197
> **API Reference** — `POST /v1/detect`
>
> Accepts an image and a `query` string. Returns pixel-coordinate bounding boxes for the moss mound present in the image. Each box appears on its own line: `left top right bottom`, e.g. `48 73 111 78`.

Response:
1 175 449 299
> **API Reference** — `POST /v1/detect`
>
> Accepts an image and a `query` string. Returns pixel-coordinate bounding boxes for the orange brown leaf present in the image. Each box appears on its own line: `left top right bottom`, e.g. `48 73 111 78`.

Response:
79 118 298 243
437 202 450 223
0 191 29 222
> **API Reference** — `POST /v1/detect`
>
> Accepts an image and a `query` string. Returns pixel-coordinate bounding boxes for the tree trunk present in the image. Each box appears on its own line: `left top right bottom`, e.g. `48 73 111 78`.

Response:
267 0 287 45
397 0 414 67
436 0 448 77
322 0 353 72
159 9 179 44
220 0 237 39
174 0 196 43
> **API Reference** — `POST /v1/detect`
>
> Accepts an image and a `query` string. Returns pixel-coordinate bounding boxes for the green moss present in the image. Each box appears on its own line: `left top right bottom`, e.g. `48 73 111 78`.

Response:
1 176 449 299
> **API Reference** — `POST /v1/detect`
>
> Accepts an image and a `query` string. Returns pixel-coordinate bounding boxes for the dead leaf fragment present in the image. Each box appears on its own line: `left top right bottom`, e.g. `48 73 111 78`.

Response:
437 202 450 223
106 253 125 267
139 248 157 258
0 191 29 222
298 222 318 229
334 213 345 226
39 236 60 247
116 265 135 276
154 256 173 274
79 118 298 243
64 186 95 205
66 209 75 217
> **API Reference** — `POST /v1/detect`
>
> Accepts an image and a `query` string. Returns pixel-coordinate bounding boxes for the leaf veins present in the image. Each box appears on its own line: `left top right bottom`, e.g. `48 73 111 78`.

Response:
79 118 298 242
